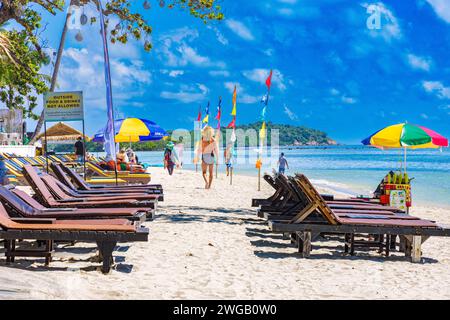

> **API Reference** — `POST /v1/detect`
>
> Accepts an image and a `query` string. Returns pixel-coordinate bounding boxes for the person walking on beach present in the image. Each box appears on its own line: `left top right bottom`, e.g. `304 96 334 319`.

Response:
224 143 234 177
164 142 177 176
195 126 218 189
277 152 289 174
74 137 84 162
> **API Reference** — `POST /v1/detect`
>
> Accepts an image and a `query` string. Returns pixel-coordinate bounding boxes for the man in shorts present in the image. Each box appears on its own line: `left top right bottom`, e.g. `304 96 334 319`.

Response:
277 152 289 175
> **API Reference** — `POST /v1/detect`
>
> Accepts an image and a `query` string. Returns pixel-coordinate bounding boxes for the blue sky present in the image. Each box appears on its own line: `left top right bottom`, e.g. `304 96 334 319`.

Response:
19 0 450 144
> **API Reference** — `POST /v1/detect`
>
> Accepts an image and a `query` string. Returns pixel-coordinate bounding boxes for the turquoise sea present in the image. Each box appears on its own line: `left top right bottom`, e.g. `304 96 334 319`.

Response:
131 146 450 208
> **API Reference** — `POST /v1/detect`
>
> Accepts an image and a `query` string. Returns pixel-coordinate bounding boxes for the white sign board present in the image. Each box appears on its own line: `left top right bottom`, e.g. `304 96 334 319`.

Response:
390 190 407 211
44 91 84 121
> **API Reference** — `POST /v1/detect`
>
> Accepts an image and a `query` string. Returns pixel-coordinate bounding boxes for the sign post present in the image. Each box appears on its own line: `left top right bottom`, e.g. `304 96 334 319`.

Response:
43 91 85 176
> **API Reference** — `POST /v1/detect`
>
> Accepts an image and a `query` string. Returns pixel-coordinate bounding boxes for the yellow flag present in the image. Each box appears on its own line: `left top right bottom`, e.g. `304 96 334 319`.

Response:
202 115 209 124
231 86 237 116
259 122 266 139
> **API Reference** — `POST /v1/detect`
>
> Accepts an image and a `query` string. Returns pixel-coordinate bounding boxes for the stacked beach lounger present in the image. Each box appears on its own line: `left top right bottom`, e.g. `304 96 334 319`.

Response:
253 172 450 262
0 164 164 273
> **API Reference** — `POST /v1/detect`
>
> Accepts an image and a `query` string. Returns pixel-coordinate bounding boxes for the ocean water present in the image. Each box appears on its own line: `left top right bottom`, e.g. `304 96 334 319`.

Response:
130 146 450 208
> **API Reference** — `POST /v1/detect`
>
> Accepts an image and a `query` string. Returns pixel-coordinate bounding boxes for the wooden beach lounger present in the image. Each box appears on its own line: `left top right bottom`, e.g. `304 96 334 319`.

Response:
52 163 163 199
256 174 401 220
86 162 151 185
253 172 380 211
0 203 149 273
60 162 163 191
22 165 158 214
267 174 450 262
41 174 160 203
0 186 148 222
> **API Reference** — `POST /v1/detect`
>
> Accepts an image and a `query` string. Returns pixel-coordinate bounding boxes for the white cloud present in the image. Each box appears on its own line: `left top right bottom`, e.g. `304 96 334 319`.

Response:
341 96 357 104
422 81 450 99
362 2 402 42
160 84 209 103
57 48 150 112
425 0 450 23
225 19 255 41
209 70 230 77
284 105 298 121
158 27 226 68
242 69 287 91
420 113 429 119
161 70 185 78
207 25 229 45
407 54 433 71
330 88 340 96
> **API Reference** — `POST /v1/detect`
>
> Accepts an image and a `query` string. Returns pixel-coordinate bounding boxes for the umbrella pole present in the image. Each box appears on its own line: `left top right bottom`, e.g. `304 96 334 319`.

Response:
404 147 407 174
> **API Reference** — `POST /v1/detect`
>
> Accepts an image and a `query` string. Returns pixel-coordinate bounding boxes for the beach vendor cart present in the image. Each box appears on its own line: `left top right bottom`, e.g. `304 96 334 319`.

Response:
362 123 448 212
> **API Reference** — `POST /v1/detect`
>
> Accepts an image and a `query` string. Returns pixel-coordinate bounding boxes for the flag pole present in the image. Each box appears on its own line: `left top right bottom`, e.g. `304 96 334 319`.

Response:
98 0 118 185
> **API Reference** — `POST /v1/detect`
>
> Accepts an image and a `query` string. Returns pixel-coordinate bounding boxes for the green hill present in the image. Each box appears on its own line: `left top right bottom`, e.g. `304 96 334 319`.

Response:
49 122 336 153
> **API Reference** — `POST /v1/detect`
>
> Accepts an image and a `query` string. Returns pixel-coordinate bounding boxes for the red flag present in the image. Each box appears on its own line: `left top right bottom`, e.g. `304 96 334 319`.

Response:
265 69 273 90
227 116 236 129
197 106 202 121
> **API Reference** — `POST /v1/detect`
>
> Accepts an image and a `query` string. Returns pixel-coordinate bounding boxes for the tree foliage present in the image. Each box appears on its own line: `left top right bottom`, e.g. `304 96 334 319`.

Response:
0 28 49 119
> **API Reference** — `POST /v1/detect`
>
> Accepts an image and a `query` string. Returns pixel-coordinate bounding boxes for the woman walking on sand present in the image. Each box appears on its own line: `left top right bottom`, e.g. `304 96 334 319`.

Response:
195 126 218 189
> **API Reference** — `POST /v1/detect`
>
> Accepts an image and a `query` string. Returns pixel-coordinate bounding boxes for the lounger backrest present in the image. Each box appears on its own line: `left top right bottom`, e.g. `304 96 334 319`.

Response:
295 174 338 225
0 186 38 216
22 165 54 203
12 189 47 210
51 163 78 190
0 203 15 228
87 162 108 176
276 174 299 202
61 164 90 190
40 175 72 200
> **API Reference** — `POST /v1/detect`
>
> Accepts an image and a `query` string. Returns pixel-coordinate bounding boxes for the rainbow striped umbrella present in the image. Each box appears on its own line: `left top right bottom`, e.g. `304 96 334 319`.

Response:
92 118 167 143
362 123 448 172
362 123 448 149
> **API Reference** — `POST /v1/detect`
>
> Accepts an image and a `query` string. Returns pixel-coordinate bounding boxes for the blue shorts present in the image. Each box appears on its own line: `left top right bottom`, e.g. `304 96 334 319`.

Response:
279 167 285 174
226 162 232 168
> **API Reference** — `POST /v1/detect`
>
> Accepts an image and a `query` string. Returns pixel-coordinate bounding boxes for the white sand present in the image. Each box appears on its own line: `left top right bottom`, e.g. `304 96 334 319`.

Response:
1 168 450 300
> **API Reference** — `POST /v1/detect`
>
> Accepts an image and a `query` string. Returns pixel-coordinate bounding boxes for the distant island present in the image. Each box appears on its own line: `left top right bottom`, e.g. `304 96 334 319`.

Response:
49 122 336 153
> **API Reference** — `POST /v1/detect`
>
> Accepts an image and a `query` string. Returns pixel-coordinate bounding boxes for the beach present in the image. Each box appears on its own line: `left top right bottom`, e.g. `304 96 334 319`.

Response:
1 167 450 300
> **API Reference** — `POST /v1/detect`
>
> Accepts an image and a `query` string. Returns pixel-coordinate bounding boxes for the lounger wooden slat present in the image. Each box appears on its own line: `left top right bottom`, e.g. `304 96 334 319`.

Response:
0 203 149 273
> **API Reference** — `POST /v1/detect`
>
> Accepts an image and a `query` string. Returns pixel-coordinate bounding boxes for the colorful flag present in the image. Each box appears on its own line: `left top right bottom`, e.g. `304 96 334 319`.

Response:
197 105 202 122
202 101 210 124
261 106 267 121
227 116 236 129
259 121 266 140
215 97 222 130
99 0 116 162
261 94 268 106
265 69 273 90
215 97 222 121
231 86 237 116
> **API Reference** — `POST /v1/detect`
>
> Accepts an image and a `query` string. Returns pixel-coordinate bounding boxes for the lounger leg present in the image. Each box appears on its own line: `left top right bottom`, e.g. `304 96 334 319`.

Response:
97 241 117 274
385 235 390 257
411 236 422 263
10 240 16 263
302 232 311 258
296 232 303 254
378 234 384 254
399 236 407 253
344 234 350 254
350 234 355 256
5 240 11 263
390 235 397 251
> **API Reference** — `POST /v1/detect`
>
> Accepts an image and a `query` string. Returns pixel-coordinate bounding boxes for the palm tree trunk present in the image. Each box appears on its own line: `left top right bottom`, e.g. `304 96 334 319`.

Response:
28 1 74 145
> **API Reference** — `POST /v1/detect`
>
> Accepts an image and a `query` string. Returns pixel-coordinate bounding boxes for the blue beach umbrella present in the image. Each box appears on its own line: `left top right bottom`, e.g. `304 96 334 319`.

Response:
92 118 167 143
